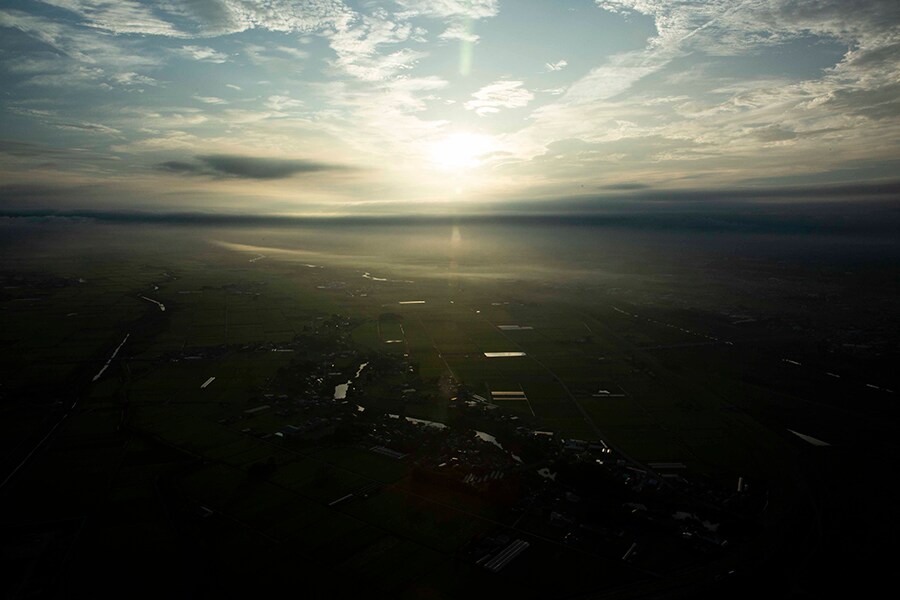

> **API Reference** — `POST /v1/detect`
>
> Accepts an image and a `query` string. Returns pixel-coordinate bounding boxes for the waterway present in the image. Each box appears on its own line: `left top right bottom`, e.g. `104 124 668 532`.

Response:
333 362 369 400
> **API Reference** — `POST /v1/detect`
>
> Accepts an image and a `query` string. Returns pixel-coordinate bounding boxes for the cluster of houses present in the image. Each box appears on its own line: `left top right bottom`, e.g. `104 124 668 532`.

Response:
220 318 759 573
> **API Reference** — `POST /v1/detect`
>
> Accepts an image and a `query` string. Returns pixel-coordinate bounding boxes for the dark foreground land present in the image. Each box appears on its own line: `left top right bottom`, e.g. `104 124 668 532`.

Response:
0 216 898 598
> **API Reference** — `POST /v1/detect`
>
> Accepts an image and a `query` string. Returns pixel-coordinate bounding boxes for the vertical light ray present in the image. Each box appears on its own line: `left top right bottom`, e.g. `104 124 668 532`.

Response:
458 19 475 75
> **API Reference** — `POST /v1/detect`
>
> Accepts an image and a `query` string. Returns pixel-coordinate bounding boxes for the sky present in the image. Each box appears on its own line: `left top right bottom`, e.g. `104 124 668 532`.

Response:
0 0 899 216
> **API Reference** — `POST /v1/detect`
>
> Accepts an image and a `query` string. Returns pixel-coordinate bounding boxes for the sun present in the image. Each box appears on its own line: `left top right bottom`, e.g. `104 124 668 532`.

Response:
426 132 496 171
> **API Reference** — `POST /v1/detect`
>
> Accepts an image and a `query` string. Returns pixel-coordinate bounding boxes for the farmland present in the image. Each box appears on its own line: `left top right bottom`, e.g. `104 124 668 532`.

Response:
1 218 898 598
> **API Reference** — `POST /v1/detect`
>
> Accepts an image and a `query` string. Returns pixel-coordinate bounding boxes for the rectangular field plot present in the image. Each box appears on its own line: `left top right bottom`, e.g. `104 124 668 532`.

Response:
486 386 534 416
378 320 404 343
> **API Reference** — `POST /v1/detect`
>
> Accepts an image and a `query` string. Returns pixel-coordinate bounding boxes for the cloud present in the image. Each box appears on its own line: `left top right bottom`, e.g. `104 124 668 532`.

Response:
4 1 899 211
595 1 900 54
0 8 161 65
332 45 426 82
160 0 354 37
545 59 568 72
118 107 209 129
36 0 358 39
600 182 651 190
539 87 567 96
192 95 227 104
439 22 479 42
465 80 533 116
178 45 229 63
112 132 200 153
3 108 122 141
266 95 304 111
325 11 424 81
157 154 352 179
752 125 798 143
307 75 450 165
0 140 119 164
17 66 104 88
17 1 371 46
394 0 499 20
111 72 158 87
157 160 202 175
4 187 899 236
550 180 900 207
240 42 311 67
500 0 900 180
824 80 900 121
395 0 499 60
0 140 67 158
55 121 121 135
38 0 184 37
0 8 165 93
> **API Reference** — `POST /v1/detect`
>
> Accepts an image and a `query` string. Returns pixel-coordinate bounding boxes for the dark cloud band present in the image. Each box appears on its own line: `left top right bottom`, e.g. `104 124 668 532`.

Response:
157 154 352 180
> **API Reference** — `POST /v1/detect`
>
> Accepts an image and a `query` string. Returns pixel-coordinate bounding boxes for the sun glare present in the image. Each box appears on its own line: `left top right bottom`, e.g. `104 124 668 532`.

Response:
427 132 495 171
